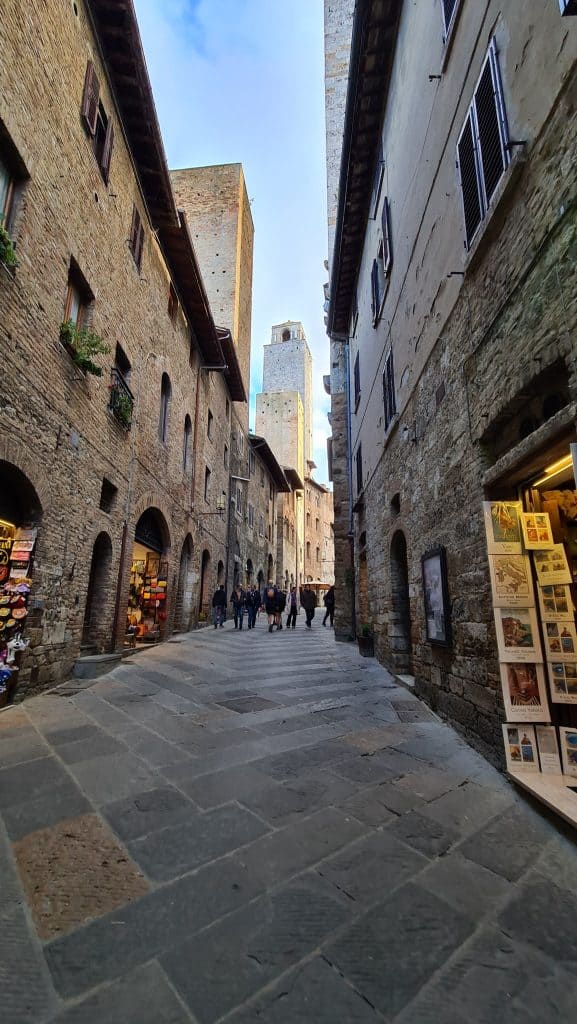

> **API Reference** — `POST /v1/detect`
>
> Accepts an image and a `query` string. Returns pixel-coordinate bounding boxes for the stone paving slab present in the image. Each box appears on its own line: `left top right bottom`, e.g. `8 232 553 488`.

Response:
2 619 577 1023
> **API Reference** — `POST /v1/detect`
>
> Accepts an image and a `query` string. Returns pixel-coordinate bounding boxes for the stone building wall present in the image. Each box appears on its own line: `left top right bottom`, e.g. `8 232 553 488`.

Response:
0 0 247 695
255 391 304 475
262 322 313 463
340 2 577 762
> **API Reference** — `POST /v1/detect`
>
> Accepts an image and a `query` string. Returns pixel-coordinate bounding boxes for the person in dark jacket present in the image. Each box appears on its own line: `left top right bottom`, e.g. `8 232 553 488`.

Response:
247 586 260 629
322 585 335 627
264 582 277 633
300 584 317 629
231 585 246 630
286 586 299 629
211 586 227 628
275 587 287 630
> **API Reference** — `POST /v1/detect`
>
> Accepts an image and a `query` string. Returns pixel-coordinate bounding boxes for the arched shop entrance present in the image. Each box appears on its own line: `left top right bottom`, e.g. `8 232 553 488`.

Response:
127 508 170 644
0 461 43 706
82 532 113 651
390 530 412 674
199 549 211 620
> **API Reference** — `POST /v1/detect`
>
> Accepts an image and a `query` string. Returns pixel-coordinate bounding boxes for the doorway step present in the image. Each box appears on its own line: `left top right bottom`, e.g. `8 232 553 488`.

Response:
72 652 123 680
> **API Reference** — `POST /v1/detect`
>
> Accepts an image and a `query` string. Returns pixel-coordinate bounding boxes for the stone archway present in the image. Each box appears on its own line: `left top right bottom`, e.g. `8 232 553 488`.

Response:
82 532 113 651
246 558 253 585
199 549 211 619
131 507 171 641
390 530 412 673
217 560 225 585
175 534 194 632
0 460 43 525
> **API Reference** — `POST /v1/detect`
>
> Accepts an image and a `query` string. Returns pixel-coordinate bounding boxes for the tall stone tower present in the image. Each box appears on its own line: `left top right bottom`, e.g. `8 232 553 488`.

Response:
171 163 254 428
262 321 313 464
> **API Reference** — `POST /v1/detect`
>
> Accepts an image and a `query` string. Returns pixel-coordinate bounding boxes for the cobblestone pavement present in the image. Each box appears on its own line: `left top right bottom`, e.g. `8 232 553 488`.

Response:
2 619 577 1023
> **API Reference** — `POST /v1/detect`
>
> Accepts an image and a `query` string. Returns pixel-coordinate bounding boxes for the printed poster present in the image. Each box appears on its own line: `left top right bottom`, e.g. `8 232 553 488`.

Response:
488 554 533 608
494 606 541 663
543 621 577 662
535 726 562 775
559 727 577 779
502 724 539 773
483 501 523 555
547 661 577 704
520 512 554 550
533 545 572 587
538 584 574 623
499 663 549 722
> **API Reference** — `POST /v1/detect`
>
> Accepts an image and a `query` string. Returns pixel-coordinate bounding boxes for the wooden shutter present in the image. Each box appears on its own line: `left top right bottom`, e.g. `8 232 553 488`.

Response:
383 350 396 430
381 198 392 276
474 46 508 207
100 119 114 184
81 61 100 136
130 205 144 270
457 114 483 247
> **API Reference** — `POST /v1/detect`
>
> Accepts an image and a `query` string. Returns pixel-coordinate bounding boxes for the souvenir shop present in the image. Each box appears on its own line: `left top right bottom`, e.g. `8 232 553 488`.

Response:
126 509 169 646
485 439 577 824
0 465 41 706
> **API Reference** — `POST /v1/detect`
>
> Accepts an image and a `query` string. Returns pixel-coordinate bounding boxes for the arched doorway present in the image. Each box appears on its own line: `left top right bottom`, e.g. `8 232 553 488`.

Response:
217 559 225 585
246 558 253 585
128 507 170 643
267 553 274 582
390 530 412 673
83 533 113 651
199 549 211 619
175 535 194 632
0 461 42 704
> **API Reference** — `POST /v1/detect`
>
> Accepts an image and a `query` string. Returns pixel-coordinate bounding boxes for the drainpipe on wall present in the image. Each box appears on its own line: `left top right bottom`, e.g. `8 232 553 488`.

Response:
344 341 357 640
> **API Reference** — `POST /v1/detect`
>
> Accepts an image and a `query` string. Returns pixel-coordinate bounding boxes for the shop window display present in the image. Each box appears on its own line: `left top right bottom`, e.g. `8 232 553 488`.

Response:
0 518 36 706
485 444 577 824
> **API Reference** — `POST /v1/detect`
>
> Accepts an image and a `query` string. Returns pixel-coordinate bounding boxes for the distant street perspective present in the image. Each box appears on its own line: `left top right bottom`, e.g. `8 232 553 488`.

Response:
2 0 577 1021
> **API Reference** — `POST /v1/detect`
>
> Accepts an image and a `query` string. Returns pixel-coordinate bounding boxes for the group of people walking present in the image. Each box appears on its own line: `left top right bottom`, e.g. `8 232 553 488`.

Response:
211 583 335 633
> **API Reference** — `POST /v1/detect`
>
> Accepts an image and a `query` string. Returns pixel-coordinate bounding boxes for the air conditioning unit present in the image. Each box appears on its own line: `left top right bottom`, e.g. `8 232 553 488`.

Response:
559 0 577 14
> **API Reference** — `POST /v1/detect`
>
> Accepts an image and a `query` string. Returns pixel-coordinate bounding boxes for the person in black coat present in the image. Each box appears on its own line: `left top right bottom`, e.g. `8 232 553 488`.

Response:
264 582 277 633
211 586 227 628
322 585 335 627
300 584 317 629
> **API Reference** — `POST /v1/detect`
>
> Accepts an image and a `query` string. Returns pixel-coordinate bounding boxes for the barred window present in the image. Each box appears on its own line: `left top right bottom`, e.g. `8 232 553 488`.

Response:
457 39 510 247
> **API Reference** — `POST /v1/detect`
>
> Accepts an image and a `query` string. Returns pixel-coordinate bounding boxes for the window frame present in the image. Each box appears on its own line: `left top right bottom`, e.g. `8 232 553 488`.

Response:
204 466 211 503
457 38 511 249
355 444 363 497
183 415 192 473
383 348 397 432
81 62 114 183
369 142 384 219
129 204 144 271
441 0 461 41
159 372 171 444
224 444 229 469
353 351 361 411
207 409 213 439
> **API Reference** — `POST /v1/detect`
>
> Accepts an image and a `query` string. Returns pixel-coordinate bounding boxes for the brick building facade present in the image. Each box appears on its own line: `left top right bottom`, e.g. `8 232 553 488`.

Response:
326 0 577 768
0 0 285 700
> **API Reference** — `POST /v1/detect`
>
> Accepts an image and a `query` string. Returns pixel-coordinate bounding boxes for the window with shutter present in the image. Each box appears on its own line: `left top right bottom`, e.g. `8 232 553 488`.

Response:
369 144 384 219
381 198 392 276
353 351 361 410
355 445 363 496
457 39 510 248
371 259 380 322
81 62 100 136
129 205 144 271
99 119 114 184
441 0 460 37
383 349 396 431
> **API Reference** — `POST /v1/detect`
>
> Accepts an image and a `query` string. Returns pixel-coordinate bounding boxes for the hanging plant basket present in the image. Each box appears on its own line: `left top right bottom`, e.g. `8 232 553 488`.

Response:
59 320 110 376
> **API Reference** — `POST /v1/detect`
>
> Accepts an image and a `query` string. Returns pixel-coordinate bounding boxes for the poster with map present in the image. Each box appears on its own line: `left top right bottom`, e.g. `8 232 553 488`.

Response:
488 554 533 608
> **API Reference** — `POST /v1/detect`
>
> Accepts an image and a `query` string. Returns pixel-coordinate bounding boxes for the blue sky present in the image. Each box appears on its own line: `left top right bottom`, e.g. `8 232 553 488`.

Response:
133 0 331 482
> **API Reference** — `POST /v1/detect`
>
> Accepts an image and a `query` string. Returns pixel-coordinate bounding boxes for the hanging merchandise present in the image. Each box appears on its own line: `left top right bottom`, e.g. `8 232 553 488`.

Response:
0 522 37 706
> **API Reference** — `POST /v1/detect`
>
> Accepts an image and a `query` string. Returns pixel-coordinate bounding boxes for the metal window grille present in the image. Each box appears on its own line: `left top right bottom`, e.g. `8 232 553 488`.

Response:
442 0 459 36
457 39 510 247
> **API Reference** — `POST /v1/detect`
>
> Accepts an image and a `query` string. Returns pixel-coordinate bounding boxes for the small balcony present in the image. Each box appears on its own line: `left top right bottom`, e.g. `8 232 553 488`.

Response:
109 367 134 429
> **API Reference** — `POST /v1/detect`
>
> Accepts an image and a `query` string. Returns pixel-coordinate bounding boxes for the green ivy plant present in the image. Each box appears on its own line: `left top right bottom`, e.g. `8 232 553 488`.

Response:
112 389 133 428
60 320 110 376
0 222 18 270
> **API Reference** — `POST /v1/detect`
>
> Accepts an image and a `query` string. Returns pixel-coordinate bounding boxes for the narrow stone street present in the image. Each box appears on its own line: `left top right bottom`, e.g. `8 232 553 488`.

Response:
2 619 577 1023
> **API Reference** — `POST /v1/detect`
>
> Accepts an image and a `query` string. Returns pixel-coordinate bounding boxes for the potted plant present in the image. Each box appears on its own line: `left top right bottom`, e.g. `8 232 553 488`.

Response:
60 320 110 376
0 221 18 271
357 623 375 657
111 389 133 428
